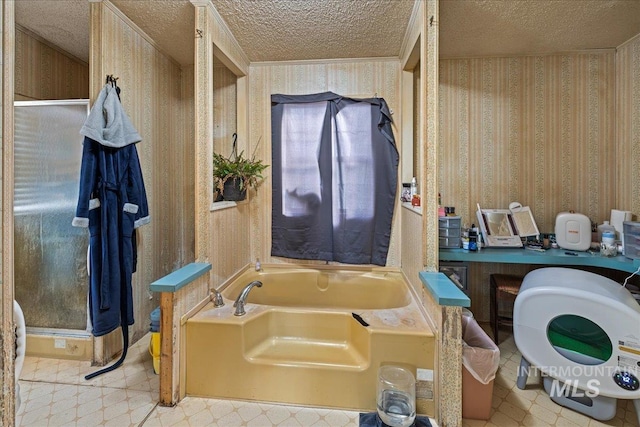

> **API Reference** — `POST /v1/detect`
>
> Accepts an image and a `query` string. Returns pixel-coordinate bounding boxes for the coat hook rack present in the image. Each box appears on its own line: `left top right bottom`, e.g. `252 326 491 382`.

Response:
105 74 119 85
105 75 121 100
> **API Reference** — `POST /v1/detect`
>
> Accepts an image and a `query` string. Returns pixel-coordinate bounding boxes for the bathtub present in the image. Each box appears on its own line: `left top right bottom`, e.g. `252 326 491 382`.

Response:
185 264 435 413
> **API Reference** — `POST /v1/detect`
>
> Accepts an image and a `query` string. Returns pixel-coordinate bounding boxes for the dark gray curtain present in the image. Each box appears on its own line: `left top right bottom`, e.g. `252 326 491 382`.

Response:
271 92 398 266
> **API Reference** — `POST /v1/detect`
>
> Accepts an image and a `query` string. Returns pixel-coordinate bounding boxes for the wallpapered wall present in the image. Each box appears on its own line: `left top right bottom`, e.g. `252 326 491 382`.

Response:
616 34 640 218
93 1 194 353
213 56 237 160
208 59 246 288
439 34 640 321
439 51 616 234
18 2 193 349
202 3 252 290
15 26 89 100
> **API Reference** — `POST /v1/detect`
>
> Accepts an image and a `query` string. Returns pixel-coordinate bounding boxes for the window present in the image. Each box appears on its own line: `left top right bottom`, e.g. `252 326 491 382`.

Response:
271 92 398 266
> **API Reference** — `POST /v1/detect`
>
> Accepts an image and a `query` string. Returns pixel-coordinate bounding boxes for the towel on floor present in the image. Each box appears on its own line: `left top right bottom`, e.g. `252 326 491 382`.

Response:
359 412 432 427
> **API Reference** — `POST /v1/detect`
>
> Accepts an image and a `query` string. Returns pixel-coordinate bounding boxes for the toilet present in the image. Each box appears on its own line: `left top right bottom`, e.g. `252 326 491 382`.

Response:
513 267 640 422
14 300 26 412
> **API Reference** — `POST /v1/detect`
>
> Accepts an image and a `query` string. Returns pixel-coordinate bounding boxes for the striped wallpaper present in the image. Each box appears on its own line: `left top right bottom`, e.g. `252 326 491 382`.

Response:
92 1 194 357
213 56 237 159
199 3 253 290
439 51 616 235
616 34 640 218
15 25 89 101
439 41 640 321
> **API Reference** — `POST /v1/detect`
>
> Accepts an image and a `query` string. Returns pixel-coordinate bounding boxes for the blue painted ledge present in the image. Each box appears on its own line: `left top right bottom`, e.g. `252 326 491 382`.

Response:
150 262 212 293
419 271 470 307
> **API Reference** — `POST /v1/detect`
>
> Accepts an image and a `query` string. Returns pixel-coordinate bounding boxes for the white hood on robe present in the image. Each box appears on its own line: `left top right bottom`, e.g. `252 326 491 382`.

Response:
80 83 141 148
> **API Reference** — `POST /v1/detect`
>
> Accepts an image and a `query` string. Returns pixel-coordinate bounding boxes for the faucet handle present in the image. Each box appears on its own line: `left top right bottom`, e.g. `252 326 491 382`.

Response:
210 289 225 308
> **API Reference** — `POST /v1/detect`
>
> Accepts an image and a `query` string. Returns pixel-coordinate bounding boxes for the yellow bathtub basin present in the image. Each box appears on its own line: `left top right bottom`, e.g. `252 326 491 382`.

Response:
185 265 434 412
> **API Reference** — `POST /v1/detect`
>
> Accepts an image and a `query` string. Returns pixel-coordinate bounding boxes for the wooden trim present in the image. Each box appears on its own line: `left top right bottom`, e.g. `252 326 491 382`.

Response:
208 3 250 73
88 0 106 365
440 48 616 60
194 4 212 261
400 0 422 69
2 0 16 423
159 292 175 406
423 2 452 424
251 56 400 68
89 2 103 104
617 31 640 50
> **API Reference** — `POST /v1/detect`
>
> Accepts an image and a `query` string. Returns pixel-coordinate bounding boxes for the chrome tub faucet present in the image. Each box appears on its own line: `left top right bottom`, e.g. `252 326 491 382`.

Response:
210 288 225 308
233 280 263 316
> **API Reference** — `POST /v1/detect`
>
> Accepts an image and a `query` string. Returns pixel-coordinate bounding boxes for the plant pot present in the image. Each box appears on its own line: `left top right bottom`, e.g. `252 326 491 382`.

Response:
222 177 247 201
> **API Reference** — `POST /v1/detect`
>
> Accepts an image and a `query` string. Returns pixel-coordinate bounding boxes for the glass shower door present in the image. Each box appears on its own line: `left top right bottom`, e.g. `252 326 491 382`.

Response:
14 100 90 331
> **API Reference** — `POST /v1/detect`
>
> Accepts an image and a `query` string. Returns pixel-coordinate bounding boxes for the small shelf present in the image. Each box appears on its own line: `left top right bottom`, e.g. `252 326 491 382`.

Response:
210 201 237 211
402 202 422 215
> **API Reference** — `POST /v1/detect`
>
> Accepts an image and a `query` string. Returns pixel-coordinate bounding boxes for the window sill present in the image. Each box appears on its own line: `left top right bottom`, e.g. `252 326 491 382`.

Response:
402 202 422 215
210 201 237 211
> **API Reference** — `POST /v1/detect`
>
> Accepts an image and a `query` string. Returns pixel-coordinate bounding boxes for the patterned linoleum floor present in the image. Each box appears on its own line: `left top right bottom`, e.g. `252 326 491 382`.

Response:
15 334 395 427
15 329 640 426
463 330 640 427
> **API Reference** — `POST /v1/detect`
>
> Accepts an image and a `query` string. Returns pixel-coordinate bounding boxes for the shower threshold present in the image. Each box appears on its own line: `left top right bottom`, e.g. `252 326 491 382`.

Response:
26 327 92 361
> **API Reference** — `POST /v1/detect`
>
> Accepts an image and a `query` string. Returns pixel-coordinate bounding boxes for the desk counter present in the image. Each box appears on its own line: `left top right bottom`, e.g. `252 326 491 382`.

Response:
440 247 640 274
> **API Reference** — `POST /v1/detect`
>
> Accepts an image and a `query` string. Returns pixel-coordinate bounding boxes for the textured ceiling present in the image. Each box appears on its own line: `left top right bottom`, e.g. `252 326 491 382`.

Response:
209 0 416 62
15 0 91 62
13 0 640 66
440 0 640 58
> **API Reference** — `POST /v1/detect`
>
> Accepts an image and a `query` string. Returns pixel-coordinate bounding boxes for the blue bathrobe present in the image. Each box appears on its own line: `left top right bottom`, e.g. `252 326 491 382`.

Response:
72 84 150 337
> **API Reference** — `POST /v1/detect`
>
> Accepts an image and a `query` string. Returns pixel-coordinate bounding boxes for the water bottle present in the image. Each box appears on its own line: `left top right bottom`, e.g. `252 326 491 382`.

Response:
597 221 616 243
601 231 617 257
602 231 615 246
377 366 416 427
410 177 418 198
468 225 478 251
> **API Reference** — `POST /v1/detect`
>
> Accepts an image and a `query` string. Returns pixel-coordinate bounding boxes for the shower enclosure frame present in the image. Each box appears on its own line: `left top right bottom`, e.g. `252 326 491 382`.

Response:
14 99 95 361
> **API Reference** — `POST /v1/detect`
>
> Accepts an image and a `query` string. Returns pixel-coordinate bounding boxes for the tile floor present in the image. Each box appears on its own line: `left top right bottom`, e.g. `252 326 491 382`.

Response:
464 331 640 427
15 335 397 426
15 328 640 426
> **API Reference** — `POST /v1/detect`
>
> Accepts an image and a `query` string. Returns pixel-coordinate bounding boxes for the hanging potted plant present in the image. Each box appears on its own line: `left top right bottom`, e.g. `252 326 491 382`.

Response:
213 135 269 202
